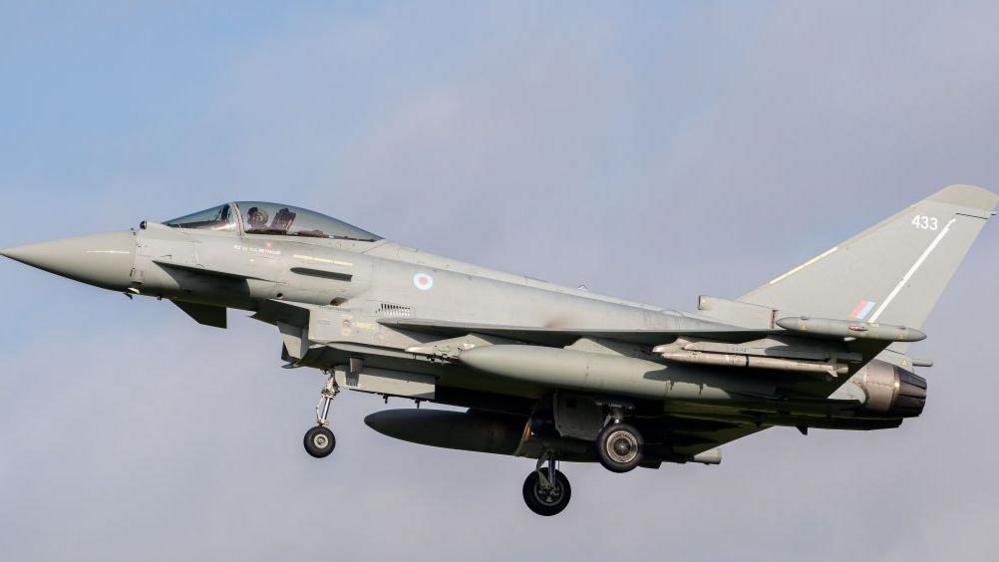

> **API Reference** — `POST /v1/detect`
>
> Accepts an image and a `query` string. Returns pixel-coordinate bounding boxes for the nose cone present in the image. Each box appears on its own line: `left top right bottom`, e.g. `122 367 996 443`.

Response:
2 231 135 291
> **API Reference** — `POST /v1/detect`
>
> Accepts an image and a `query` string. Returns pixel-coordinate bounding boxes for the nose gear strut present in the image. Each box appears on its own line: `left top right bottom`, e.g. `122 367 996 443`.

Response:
303 371 339 459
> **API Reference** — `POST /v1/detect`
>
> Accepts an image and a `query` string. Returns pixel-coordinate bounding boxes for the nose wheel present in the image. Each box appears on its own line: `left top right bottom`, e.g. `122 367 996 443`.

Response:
304 425 336 458
523 452 571 516
304 372 339 459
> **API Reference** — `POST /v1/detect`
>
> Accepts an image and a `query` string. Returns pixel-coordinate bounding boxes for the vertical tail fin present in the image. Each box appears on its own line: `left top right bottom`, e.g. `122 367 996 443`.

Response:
739 185 997 339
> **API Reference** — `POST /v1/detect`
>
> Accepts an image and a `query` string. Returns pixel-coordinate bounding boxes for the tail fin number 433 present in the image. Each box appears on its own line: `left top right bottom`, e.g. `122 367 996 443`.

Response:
912 215 939 230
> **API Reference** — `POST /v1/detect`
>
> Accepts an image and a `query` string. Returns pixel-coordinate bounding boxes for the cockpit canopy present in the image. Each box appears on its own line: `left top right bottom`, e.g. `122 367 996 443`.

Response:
164 202 380 241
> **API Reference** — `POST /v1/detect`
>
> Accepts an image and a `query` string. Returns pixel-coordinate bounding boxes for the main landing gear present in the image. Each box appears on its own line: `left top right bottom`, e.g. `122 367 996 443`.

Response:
523 452 571 516
595 422 644 473
520 417 645 515
304 372 339 459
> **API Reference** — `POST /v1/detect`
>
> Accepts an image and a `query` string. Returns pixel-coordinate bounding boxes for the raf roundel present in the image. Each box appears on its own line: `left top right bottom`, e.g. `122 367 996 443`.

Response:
413 272 434 291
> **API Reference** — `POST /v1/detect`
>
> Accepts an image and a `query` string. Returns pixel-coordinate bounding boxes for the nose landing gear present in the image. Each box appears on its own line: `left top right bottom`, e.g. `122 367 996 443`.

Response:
303 372 339 459
304 425 335 458
522 452 571 516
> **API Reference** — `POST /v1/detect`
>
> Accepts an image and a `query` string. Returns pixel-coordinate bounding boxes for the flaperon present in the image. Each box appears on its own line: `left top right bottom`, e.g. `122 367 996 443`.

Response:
3 185 995 516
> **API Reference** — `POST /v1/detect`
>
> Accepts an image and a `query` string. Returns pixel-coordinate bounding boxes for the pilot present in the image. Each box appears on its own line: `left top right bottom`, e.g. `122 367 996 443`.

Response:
246 207 270 230
271 207 297 232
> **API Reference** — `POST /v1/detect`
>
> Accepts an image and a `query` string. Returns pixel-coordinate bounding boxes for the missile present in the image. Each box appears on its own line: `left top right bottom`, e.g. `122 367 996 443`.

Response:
691 448 721 465
655 349 848 376
457 345 774 400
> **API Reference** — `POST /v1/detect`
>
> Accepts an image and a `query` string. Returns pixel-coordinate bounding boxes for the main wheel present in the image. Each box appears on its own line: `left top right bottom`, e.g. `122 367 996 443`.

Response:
304 425 336 458
596 422 643 473
522 469 572 516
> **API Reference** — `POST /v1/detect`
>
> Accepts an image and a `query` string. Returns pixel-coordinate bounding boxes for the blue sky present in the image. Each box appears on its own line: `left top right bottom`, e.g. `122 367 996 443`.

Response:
2 2 999 561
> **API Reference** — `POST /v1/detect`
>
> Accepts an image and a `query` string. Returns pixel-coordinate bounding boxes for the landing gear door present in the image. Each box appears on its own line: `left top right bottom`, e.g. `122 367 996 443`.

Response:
554 393 604 441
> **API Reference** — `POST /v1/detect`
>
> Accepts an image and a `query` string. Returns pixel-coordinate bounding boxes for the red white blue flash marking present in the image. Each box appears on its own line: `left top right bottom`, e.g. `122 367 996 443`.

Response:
850 300 877 320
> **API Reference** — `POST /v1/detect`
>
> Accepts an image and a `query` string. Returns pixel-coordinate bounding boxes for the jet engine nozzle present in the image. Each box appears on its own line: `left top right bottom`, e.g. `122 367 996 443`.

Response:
856 360 927 418
892 369 928 417
1 231 136 291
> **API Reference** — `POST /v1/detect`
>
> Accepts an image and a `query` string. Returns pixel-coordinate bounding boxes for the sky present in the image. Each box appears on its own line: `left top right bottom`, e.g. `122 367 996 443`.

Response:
2 1 999 560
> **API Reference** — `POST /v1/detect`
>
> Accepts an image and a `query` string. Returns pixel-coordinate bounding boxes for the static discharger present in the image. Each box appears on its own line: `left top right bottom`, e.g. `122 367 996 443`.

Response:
776 317 927 343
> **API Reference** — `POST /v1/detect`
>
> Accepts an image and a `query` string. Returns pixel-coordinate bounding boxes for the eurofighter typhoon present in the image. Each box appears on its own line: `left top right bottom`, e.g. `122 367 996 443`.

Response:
3 186 995 515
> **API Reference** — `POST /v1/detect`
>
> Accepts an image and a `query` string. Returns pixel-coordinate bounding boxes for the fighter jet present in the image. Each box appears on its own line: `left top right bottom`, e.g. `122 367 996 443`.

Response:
2 185 995 515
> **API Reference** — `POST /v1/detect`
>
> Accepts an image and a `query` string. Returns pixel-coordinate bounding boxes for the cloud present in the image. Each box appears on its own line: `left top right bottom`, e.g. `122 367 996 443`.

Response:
2 2 999 561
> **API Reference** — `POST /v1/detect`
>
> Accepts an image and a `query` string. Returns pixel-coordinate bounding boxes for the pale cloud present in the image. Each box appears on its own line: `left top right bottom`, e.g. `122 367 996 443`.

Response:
2 2 999 561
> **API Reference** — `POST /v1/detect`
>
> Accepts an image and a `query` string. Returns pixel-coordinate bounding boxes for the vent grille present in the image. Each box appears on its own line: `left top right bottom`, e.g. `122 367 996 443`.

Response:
375 303 412 317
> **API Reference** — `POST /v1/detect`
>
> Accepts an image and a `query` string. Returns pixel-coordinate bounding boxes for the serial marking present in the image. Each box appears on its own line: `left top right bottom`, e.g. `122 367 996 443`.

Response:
768 246 839 285
233 244 281 256
292 254 353 267
911 215 939 231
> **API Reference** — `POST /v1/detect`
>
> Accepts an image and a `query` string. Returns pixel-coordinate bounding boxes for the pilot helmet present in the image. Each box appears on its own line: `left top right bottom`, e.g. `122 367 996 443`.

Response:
247 207 270 226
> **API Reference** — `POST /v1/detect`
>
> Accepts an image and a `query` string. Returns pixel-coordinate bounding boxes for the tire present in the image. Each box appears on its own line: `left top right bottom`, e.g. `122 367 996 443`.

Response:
522 469 572 516
595 423 643 473
304 425 336 458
